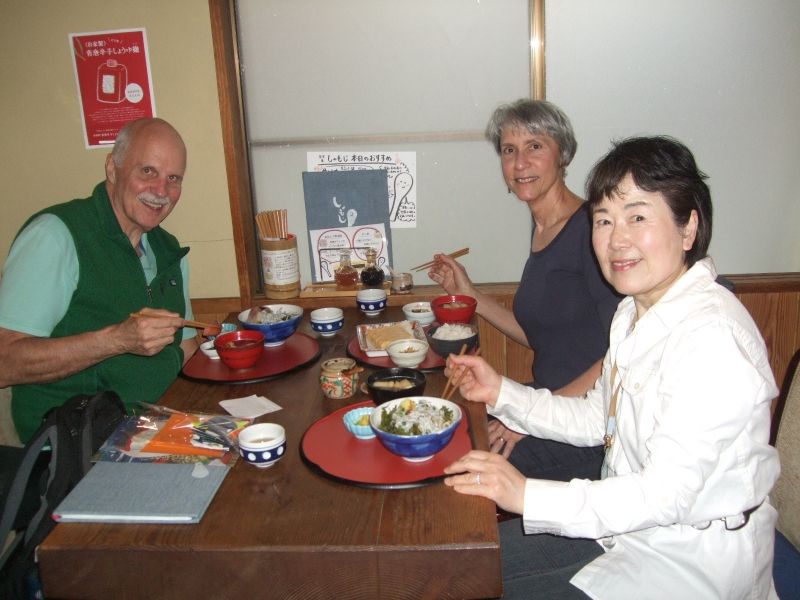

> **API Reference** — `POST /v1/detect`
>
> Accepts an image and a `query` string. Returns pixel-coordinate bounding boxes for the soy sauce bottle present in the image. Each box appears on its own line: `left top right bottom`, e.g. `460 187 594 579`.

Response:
334 251 358 288
360 248 385 288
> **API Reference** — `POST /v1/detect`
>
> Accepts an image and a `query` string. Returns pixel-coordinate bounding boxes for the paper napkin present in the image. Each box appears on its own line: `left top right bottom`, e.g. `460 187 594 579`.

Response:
219 395 282 419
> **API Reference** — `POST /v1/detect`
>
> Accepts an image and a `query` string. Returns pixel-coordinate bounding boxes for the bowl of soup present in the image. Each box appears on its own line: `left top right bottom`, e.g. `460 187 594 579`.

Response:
365 367 427 405
214 330 265 369
431 294 477 324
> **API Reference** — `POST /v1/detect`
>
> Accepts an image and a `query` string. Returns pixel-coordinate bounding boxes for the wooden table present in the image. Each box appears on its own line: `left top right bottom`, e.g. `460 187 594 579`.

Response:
38 307 502 599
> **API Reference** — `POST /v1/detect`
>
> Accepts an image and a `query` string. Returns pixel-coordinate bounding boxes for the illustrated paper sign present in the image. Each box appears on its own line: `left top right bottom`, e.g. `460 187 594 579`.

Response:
307 151 417 229
302 170 393 282
69 29 156 149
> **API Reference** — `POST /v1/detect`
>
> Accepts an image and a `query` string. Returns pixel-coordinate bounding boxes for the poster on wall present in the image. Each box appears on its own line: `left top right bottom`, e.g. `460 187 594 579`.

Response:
306 152 417 229
69 28 156 149
301 170 393 283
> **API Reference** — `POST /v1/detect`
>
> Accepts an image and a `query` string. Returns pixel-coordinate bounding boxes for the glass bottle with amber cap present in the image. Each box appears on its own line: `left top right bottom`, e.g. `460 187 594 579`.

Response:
360 248 385 288
334 250 358 289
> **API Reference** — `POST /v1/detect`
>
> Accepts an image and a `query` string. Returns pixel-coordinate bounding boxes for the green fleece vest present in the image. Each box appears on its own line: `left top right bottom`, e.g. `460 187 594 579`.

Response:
12 182 189 442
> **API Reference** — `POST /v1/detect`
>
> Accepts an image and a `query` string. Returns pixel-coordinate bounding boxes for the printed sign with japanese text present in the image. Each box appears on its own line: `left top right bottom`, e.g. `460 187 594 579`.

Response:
69 29 156 148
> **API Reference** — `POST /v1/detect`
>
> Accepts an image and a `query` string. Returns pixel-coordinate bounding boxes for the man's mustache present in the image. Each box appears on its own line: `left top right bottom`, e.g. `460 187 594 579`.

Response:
138 192 170 207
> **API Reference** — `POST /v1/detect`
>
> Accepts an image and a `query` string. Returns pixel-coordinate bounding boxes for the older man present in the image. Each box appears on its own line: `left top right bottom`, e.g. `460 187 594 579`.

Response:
0 118 199 442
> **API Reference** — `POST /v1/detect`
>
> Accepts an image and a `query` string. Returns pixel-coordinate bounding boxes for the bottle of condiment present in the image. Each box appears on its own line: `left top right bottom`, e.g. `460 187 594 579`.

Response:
334 251 358 288
360 248 385 288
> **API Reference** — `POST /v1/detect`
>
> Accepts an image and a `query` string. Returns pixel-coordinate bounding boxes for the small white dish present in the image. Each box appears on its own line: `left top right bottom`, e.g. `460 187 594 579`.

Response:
199 340 220 360
386 338 429 369
402 302 434 326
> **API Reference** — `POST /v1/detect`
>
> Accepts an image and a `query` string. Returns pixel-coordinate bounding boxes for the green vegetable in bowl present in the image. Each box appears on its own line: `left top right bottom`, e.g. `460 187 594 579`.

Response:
378 399 455 436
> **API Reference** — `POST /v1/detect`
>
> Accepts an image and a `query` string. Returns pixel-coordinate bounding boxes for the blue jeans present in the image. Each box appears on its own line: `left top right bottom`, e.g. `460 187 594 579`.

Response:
499 518 603 599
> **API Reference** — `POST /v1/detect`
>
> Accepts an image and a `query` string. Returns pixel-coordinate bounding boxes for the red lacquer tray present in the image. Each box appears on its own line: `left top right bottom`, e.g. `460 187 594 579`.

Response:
346 336 444 371
182 332 321 384
300 401 472 489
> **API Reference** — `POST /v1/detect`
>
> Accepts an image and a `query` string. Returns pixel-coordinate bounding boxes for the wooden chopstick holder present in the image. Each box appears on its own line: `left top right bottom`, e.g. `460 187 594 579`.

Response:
410 247 469 272
443 347 482 401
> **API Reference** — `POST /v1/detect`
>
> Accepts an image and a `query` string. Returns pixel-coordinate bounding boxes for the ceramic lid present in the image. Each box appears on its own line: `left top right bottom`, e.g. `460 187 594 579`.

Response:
321 357 356 374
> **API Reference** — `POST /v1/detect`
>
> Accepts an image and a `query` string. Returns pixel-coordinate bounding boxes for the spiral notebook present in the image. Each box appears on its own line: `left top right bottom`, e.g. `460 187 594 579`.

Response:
52 461 229 524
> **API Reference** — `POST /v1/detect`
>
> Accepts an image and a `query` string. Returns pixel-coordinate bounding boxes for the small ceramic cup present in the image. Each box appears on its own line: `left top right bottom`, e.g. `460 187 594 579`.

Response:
237 423 286 469
356 288 387 317
310 307 345 337
320 357 360 399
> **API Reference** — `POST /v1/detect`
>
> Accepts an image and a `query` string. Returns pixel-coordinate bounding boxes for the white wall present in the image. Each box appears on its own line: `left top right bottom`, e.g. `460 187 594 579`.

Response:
238 0 800 286
548 0 800 274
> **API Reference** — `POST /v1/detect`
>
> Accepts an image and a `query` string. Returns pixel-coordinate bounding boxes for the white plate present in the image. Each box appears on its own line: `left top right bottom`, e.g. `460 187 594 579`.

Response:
356 321 426 357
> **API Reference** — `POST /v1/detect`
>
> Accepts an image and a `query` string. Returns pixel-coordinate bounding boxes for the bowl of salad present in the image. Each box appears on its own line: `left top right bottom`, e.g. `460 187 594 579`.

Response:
370 396 462 462
238 304 304 347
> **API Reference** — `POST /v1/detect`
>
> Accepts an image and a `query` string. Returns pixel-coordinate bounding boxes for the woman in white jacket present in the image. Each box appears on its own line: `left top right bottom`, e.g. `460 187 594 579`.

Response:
444 136 780 599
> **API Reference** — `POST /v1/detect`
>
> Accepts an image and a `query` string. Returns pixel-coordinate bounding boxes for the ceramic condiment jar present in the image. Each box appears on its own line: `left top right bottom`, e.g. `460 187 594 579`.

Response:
320 357 361 399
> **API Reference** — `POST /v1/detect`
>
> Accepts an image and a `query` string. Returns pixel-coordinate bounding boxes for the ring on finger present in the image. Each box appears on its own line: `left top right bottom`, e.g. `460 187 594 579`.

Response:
475 472 481 485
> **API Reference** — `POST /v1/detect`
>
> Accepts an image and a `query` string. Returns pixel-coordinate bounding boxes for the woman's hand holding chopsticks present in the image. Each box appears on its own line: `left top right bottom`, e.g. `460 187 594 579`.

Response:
443 350 501 407
426 251 477 296
442 348 526 514
411 247 469 272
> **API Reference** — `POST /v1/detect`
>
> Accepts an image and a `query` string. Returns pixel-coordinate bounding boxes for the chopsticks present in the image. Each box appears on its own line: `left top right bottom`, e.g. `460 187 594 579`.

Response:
256 209 289 240
442 345 482 401
410 247 469 272
129 311 219 331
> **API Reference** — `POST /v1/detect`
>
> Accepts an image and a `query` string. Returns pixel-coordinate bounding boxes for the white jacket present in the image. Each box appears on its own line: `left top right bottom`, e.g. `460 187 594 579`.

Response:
491 258 779 599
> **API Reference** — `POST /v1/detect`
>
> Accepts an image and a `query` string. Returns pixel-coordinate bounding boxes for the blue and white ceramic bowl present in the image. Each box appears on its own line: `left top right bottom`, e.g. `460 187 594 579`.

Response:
238 423 286 469
310 307 344 337
342 406 376 439
370 397 462 462
356 288 387 317
238 304 303 347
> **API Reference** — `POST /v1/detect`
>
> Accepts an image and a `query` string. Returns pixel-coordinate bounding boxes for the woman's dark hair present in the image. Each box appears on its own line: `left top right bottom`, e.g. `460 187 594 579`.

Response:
586 136 713 267
485 99 577 168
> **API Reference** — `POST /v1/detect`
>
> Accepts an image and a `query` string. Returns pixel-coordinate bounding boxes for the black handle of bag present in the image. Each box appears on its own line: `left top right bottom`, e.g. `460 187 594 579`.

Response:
0 424 58 570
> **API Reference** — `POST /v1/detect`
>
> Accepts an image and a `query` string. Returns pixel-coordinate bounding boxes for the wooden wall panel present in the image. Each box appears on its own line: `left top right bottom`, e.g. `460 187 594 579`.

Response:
735 290 800 393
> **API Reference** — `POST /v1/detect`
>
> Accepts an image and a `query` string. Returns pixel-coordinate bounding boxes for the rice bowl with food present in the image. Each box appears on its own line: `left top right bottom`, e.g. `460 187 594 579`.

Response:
370 397 462 462
431 323 475 341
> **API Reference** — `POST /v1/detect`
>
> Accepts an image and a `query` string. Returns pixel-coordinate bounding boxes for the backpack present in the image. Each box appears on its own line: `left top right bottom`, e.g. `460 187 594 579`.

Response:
0 390 127 600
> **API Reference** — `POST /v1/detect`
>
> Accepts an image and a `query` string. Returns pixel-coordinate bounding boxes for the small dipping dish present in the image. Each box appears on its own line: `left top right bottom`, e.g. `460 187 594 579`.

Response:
342 406 376 439
386 338 429 369
199 340 220 360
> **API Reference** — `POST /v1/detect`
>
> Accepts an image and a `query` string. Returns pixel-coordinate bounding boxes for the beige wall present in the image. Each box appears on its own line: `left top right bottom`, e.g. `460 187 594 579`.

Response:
0 0 238 298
